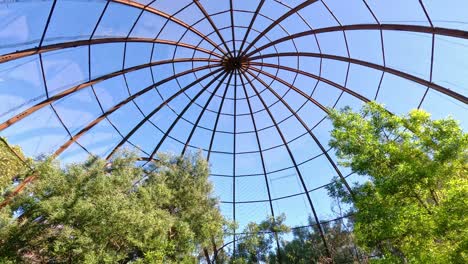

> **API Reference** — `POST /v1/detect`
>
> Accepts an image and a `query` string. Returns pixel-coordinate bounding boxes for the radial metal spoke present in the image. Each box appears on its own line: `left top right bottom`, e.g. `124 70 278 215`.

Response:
250 61 371 103
240 0 320 56
243 67 354 197
417 0 436 108
237 70 283 263
54 64 221 157
193 0 233 57
239 68 332 258
181 72 233 156
229 0 236 56
146 71 228 161
246 65 342 113
237 0 265 56
38 0 57 48
105 67 224 160
206 74 234 162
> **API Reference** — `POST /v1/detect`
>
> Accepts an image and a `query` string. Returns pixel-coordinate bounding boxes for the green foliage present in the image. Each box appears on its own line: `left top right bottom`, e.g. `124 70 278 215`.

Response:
327 102 468 263
0 137 30 194
0 137 32 243
224 215 362 264
233 214 289 264
0 151 227 263
269 217 364 264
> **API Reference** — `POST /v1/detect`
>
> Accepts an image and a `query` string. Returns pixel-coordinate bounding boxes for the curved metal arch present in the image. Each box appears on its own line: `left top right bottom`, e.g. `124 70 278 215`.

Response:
0 37 223 64
0 57 219 132
246 24 468 58
146 71 230 161
238 69 332 258
111 0 227 56
246 63 367 115
249 61 371 104
239 0 319 56
54 64 221 157
105 67 225 160
250 52 468 103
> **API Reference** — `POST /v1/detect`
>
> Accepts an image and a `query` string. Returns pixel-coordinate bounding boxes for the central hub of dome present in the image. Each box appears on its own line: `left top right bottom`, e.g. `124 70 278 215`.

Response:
222 56 248 72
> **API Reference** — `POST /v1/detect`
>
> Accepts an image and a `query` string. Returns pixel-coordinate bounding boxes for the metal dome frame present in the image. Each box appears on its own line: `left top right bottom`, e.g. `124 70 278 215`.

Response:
1 0 467 262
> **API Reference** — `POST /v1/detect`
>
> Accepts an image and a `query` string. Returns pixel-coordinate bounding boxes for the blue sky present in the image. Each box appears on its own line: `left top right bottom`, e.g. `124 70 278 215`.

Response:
0 0 467 243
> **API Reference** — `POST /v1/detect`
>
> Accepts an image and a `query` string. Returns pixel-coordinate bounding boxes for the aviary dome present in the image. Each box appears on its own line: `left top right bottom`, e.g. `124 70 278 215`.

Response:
1 0 467 254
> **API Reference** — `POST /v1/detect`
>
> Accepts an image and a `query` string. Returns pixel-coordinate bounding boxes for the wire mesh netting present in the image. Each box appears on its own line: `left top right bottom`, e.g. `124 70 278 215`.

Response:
0 0 467 255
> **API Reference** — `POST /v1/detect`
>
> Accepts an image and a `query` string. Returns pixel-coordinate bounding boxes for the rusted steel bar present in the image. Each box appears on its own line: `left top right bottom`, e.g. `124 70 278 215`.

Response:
0 58 219 132
0 37 222 64
250 53 467 104
246 24 468 57
111 0 227 55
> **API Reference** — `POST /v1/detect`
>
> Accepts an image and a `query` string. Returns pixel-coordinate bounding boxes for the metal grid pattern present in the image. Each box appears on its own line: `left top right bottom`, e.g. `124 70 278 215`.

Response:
1 0 467 258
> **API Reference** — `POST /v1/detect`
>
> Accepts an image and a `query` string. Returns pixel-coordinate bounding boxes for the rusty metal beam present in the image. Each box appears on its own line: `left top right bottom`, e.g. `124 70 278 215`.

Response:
0 57 219 132
250 52 467 104
249 61 370 103
246 24 468 57
111 0 227 55
105 67 225 160
0 37 222 64
247 63 370 114
54 64 221 157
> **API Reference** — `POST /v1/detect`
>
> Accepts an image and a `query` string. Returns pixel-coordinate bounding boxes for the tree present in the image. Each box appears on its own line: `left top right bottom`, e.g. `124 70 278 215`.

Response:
229 214 289 264
269 217 364 264
227 215 362 264
0 151 227 263
0 137 32 249
0 137 30 194
327 102 467 263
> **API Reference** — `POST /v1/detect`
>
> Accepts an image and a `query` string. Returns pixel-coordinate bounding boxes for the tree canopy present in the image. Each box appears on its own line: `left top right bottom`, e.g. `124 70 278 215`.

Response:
0 137 30 194
1 102 466 264
327 102 467 263
0 151 226 263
